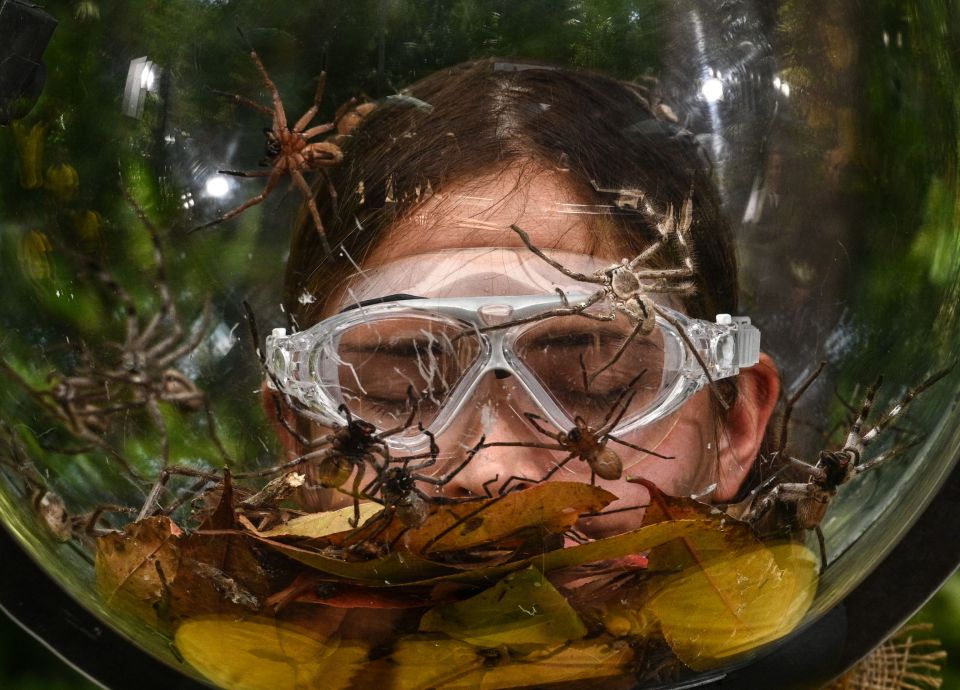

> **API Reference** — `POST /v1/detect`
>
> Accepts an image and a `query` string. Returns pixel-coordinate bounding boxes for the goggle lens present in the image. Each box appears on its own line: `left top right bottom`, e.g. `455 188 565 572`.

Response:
512 312 666 425
330 317 482 430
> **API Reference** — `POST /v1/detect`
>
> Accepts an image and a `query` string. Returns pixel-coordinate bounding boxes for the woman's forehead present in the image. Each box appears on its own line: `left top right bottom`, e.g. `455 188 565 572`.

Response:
362 168 620 267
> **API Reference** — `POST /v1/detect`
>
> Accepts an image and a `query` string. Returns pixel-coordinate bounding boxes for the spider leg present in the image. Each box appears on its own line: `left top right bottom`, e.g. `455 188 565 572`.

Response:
240 36 288 131
412 436 485 487
213 89 274 118
597 369 647 431
858 366 952 446
218 169 275 178
153 299 212 368
501 451 577 493
522 412 559 439
655 305 730 411
854 436 924 475
627 238 669 270
606 436 673 460
480 439 565 453
587 319 647 388
509 224 603 283
347 461 367 528
290 169 332 255
293 71 327 133
777 361 828 457
234 446 334 479
190 168 284 233
84 254 141 346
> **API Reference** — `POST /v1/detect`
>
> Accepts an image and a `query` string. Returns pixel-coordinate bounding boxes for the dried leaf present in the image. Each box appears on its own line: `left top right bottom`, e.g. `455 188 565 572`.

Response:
266 573 445 611
420 566 587 650
94 516 182 624
402 482 615 554
167 531 273 620
174 615 366 690
648 541 819 670
251 536 460 582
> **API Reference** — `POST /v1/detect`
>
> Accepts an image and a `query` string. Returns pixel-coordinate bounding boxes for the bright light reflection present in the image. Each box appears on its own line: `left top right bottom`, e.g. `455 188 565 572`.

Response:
140 64 156 91
701 77 724 103
205 175 230 198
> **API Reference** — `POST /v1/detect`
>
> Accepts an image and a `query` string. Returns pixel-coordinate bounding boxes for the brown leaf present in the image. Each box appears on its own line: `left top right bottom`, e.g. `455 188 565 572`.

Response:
265 573 447 611
200 468 236 531
402 482 615 554
167 529 273 620
95 516 182 625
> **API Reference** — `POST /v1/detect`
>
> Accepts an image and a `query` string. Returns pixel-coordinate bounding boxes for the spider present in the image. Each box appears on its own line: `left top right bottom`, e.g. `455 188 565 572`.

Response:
1 197 229 486
239 395 433 528
481 197 726 402
480 370 673 492
192 29 374 254
741 365 952 570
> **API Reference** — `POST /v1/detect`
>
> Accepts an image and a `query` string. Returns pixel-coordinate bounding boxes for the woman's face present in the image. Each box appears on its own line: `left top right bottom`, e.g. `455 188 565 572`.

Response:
293 167 778 538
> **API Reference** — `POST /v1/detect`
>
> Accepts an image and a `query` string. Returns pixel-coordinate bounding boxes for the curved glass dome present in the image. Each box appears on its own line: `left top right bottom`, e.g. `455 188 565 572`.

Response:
1 1 958 689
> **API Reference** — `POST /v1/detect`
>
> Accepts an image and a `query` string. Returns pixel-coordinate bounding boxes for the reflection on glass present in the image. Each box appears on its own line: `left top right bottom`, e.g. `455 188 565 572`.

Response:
0 2 958 690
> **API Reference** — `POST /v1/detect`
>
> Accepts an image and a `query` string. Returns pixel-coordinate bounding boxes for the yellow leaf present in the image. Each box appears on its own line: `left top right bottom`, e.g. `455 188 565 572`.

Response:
420 566 587 650
363 637 486 690
648 542 819 670
257 503 382 539
371 637 634 690
405 482 615 554
477 639 634 690
174 616 366 690
11 120 46 189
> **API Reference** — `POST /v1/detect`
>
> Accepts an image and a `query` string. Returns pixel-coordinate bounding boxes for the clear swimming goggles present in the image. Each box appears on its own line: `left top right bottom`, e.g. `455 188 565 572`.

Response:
265 292 760 453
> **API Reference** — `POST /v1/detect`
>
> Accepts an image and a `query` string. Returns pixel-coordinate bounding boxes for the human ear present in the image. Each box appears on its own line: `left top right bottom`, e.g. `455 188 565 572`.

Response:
713 353 780 501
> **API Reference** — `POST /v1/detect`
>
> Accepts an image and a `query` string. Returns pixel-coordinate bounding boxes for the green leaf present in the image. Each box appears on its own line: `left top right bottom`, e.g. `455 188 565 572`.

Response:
420 566 587 650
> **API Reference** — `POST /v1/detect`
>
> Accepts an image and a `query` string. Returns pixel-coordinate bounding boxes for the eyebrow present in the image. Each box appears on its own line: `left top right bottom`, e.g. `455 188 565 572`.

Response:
338 293 424 314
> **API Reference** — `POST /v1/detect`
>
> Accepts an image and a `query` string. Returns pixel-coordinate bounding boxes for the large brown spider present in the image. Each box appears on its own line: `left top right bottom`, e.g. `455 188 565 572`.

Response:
480 370 673 492
193 30 374 254
741 365 951 570
1 197 229 487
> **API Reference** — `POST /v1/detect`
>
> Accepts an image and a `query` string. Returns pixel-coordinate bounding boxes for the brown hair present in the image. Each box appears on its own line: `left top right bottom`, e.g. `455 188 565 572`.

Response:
284 59 736 327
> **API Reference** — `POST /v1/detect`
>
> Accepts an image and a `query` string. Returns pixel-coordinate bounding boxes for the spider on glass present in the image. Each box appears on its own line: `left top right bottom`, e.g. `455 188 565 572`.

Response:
477 197 728 404
480 370 673 492
239 393 436 528
742 365 952 570
192 28 374 255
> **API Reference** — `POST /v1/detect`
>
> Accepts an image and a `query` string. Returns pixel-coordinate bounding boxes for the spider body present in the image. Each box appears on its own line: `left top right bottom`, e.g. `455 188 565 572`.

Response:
343 432 486 550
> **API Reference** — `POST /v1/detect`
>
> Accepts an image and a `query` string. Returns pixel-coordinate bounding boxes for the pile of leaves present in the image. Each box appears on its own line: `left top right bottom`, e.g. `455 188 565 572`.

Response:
95 473 818 690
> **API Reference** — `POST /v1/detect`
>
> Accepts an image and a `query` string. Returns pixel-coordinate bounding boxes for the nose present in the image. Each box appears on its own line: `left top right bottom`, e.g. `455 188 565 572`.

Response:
438 372 562 498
